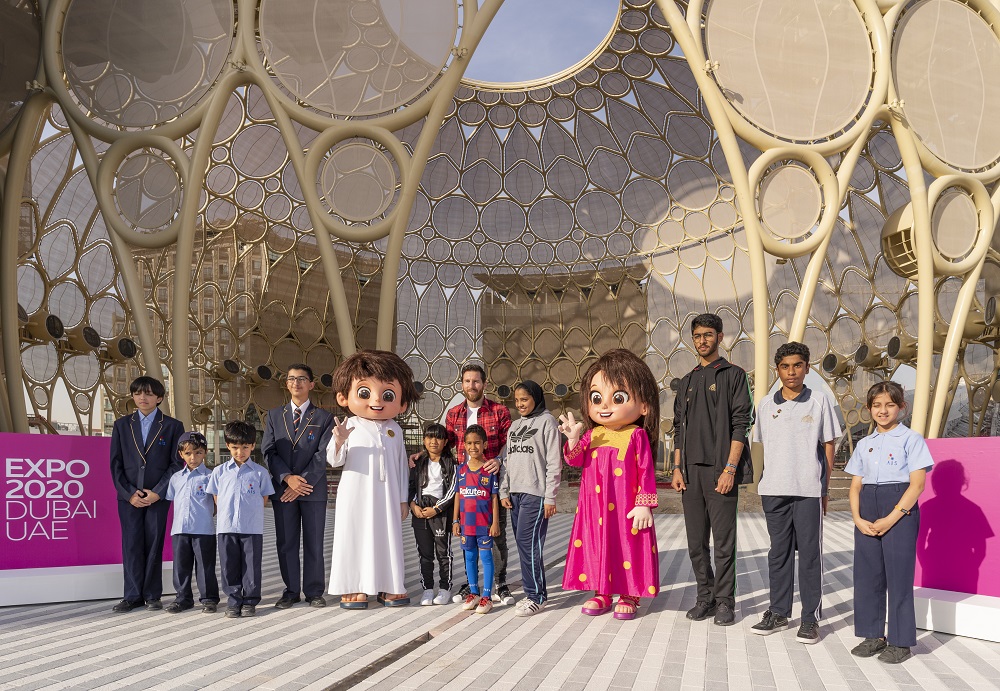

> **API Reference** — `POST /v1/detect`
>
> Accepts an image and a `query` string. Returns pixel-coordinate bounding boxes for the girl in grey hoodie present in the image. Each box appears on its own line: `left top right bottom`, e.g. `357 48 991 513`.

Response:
499 380 562 616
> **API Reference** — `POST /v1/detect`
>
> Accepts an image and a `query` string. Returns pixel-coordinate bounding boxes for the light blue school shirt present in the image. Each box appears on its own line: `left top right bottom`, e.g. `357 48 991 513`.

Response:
138 409 156 444
206 459 274 534
165 465 215 536
844 424 934 484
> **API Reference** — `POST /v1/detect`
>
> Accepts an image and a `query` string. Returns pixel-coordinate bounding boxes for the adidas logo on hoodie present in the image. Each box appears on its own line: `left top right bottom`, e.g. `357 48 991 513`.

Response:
508 426 538 455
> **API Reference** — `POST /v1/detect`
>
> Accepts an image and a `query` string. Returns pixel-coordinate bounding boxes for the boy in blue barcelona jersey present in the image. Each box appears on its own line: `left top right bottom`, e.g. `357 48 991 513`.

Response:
452 424 500 615
164 431 219 613
207 421 274 619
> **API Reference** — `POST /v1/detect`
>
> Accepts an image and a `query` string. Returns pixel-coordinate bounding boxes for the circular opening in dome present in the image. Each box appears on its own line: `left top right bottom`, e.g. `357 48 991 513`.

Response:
462 0 620 87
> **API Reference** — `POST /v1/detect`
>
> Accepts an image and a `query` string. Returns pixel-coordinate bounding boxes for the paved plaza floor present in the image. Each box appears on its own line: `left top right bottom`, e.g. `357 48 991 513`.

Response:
1 511 998 690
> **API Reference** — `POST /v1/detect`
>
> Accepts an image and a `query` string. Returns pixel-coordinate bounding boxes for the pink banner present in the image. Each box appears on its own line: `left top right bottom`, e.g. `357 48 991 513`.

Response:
1 432 172 570
917 438 1000 597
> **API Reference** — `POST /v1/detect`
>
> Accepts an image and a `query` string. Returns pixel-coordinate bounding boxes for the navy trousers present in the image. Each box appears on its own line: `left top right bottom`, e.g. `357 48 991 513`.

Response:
118 499 171 603
172 534 219 605
762 495 824 622
510 493 550 604
218 533 263 609
854 483 919 647
681 464 739 608
272 499 327 599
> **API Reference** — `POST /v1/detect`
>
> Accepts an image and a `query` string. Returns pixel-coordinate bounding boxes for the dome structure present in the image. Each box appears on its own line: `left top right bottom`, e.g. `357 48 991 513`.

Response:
2 0 1000 447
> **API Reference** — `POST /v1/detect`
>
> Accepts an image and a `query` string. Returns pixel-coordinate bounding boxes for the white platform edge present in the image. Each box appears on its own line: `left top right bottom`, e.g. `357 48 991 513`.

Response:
0 563 174 607
915 587 1000 643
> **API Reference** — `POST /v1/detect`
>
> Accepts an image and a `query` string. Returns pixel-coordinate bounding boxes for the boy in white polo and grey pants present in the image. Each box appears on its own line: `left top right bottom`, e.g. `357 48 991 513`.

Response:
751 342 840 643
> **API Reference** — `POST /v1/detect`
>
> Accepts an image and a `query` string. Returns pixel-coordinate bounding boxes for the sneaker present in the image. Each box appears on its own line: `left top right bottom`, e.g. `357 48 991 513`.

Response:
495 584 515 606
433 589 452 605
240 604 256 617
796 622 820 644
420 589 436 606
225 608 241 619
685 601 717 621
878 645 912 664
851 637 887 658
202 603 218 614
713 602 736 626
453 583 471 604
750 610 788 635
516 600 544 617
461 593 479 611
475 597 493 614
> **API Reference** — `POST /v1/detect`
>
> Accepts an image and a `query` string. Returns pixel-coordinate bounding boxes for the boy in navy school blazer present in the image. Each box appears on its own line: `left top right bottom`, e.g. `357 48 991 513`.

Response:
261 363 334 608
109 376 184 612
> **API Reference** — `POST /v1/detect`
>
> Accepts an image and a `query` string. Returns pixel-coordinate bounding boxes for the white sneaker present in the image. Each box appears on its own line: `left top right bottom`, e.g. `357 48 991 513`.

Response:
515 600 545 617
452 583 471 603
494 584 515 605
419 589 435 606
433 589 452 605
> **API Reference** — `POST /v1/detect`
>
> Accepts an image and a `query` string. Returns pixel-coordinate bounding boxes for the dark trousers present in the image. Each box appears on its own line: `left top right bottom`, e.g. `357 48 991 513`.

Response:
172 534 219 605
510 493 549 603
681 464 739 608
412 496 453 591
855 483 919 647
494 505 509 585
272 499 327 599
118 499 171 603
218 533 263 609
762 495 823 622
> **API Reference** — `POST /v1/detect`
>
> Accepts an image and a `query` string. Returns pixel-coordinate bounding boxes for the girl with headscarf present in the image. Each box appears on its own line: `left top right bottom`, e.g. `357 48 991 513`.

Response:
499 380 562 616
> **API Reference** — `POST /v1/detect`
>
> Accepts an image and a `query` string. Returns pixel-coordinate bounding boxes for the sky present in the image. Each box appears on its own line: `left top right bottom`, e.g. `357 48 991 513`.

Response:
462 0 619 84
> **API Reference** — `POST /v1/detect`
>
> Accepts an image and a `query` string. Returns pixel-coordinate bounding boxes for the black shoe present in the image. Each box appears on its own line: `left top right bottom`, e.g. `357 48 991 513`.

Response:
111 599 143 613
274 596 301 609
145 599 163 611
851 637 887 658
453 583 471 603
713 602 736 626
686 601 717 621
307 596 327 608
164 602 192 614
495 584 514 605
796 621 820 644
241 604 257 617
225 607 241 619
878 645 911 664
750 610 788 635
202 603 218 614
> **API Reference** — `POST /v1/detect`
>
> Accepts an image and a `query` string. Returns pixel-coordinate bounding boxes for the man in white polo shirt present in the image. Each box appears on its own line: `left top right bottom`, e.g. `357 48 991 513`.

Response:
751 342 840 644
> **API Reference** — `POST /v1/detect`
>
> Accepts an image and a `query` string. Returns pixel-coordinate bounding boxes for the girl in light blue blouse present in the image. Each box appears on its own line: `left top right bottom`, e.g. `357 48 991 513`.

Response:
846 381 933 665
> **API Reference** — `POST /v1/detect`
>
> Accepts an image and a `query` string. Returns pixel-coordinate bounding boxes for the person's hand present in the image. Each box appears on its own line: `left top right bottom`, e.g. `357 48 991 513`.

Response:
483 457 501 474
332 417 353 449
715 470 735 494
501 497 512 509
871 516 896 535
543 502 557 519
627 506 653 531
408 451 420 469
129 490 146 508
558 412 584 447
854 517 878 536
286 475 313 495
822 495 829 516
400 503 409 522
453 523 460 537
280 488 300 503
671 467 686 492
489 522 500 537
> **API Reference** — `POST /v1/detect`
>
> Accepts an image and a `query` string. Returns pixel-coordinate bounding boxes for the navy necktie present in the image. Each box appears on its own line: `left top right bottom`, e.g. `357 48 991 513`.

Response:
293 407 301 435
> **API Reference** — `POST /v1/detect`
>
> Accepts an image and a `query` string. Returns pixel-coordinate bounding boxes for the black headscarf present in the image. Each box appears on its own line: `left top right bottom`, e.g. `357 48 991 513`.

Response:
515 380 546 418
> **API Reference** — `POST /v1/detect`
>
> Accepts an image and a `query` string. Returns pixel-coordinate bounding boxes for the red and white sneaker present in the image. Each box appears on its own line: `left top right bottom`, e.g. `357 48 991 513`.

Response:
461 593 479 611
475 597 493 614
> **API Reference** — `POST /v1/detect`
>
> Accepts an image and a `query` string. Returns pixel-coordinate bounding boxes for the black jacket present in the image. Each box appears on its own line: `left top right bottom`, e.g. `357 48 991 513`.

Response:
673 357 755 484
261 402 334 502
110 410 184 501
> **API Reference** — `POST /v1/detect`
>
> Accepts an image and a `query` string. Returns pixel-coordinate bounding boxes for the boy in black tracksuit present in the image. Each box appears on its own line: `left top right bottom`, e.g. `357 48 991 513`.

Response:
672 313 754 626
408 424 457 605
